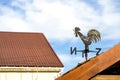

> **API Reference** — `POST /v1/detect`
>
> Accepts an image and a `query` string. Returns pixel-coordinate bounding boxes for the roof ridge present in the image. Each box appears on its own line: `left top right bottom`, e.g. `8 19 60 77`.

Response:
0 31 43 34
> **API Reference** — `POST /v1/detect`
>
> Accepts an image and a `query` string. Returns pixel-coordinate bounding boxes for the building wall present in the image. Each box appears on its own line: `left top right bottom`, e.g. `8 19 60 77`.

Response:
0 72 60 80
0 67 63 80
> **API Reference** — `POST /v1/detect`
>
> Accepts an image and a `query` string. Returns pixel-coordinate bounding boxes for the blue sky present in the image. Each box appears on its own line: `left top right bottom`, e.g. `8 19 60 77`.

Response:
0 0 120 74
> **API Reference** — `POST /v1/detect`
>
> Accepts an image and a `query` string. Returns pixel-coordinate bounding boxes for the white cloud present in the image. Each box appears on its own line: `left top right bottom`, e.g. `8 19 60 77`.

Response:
0 5 32 32
0 0 120 41
97 0 120 40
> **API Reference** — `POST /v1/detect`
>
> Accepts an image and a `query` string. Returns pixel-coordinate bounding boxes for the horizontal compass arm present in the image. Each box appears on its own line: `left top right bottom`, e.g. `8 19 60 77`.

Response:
77 50 84 52
88 48 101 55
89 50 97 52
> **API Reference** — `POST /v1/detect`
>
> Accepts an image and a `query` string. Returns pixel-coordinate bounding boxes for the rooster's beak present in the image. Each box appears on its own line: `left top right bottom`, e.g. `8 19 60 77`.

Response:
75 33 78 37
73 29 78 37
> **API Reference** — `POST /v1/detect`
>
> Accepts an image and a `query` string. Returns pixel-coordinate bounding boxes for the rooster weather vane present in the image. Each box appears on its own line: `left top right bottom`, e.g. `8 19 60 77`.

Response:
70 27 101 61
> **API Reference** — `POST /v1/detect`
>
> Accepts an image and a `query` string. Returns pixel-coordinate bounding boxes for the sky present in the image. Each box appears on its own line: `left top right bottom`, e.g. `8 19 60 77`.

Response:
0 0 120 74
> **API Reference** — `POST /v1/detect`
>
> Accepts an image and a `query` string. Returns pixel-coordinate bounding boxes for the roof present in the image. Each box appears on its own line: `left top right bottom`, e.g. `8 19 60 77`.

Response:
0 31 63 67
56 44 120 80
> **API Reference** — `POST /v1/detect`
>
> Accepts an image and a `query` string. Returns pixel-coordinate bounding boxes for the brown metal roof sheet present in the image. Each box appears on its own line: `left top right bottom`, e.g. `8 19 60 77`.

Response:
0 32 63 67
56 44 120 80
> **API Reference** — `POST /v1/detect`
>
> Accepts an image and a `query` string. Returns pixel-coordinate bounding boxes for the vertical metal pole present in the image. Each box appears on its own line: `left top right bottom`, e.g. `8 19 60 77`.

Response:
5 72 7 80
85 53 88 61
0 73 1 80
20 67 22 80
20 72 22 80
32 72 33 80
35 67 38 80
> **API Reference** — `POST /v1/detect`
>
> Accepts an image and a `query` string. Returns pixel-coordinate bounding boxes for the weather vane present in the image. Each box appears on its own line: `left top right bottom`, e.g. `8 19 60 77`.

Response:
70 27 101 61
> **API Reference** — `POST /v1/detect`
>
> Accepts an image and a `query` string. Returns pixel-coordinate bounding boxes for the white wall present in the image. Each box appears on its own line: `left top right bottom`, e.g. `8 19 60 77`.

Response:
0 72 60 80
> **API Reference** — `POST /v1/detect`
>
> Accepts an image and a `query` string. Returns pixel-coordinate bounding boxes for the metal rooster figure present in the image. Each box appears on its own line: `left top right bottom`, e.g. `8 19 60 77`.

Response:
71 27 101 61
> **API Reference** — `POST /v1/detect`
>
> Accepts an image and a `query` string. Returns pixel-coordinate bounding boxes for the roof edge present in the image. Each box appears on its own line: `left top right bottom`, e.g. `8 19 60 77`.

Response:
42 34 64 67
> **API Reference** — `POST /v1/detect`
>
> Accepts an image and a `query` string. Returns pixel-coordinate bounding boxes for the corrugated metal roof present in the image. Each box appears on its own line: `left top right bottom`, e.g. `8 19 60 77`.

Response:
0 32 63 67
